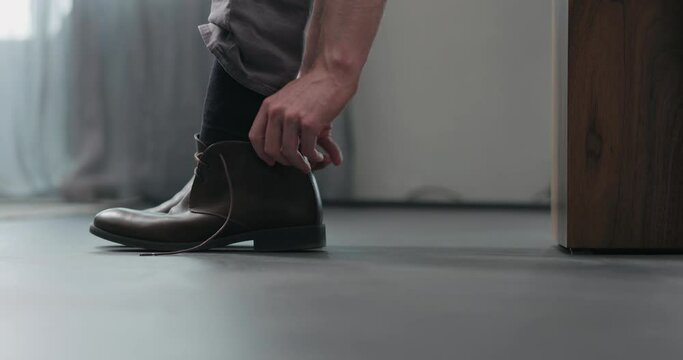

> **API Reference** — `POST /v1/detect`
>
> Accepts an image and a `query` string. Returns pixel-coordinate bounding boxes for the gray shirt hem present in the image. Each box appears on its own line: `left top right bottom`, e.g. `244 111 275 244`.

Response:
198 24 280 96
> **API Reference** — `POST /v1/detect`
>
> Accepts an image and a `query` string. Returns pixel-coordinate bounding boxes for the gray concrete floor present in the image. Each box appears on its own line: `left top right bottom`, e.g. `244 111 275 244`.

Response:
1 207 682 360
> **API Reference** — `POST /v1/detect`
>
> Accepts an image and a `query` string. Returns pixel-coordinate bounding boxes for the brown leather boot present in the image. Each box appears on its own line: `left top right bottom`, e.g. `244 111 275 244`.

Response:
90 138 325 253
143 178 192 213
142 135 207 213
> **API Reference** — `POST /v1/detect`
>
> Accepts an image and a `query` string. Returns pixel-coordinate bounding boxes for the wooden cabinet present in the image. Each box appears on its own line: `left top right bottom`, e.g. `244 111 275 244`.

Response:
553 0 683 250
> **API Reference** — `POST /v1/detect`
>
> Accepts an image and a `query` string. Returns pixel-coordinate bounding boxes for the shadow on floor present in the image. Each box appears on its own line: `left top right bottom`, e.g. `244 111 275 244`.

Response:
93 244 683 279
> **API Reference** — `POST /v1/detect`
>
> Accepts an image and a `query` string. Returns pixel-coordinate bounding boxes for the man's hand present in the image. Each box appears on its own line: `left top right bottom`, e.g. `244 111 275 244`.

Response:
249 0 385 173
249 68 356 173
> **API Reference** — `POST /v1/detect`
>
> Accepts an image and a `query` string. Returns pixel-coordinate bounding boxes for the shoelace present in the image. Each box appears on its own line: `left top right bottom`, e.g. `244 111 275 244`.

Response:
140 152 234 256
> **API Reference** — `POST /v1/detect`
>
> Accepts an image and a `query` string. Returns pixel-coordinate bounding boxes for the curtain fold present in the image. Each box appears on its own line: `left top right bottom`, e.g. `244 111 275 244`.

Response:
63 0 213 201
0 0 72 197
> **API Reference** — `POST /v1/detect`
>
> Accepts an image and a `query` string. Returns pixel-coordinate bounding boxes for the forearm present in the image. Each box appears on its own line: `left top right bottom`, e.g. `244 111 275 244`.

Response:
251 0 385 171
300 0 324 76
300 0 386 87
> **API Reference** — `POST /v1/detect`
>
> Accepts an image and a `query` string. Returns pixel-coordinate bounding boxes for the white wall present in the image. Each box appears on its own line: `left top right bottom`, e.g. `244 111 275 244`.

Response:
349 0 553 203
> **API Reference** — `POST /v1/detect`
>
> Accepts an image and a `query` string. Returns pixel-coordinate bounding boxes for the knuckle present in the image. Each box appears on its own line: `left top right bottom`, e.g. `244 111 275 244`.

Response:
269 105 285 117
284 111 303 123
290 111 305 120
300 120 317 132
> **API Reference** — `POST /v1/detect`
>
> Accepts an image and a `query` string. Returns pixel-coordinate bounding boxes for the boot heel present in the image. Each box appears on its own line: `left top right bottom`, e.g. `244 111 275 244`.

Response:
252 225 326 251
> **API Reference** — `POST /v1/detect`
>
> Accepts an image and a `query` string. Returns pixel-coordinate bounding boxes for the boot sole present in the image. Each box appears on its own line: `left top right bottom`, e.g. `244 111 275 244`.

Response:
89 224 326 252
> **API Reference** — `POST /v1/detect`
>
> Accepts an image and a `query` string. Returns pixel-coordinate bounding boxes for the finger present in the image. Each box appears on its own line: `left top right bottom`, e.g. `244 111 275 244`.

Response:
264 113 290 166
311 156 332 171
249 102 275 166
299 125 324 164
318 136 343 166
282 119 311 173
312 151 333 171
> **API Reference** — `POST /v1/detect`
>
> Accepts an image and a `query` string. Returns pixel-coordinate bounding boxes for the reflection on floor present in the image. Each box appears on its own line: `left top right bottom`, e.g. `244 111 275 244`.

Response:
1 207 682 359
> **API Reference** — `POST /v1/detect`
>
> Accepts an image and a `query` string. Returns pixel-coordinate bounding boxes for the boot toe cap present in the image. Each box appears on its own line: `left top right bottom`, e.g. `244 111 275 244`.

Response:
92 207 225 243
92 207 142 236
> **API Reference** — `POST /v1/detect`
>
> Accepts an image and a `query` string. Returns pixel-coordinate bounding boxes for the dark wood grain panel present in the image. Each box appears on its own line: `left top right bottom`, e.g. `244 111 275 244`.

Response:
566 0 683 249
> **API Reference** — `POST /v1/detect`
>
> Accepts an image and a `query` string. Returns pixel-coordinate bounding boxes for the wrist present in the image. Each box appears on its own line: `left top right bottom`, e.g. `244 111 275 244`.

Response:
309 51 362 90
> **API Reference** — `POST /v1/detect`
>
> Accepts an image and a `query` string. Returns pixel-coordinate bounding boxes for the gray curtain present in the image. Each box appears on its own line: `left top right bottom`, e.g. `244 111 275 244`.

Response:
63 0 213 201
0 0 72 197
0 0 352 202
